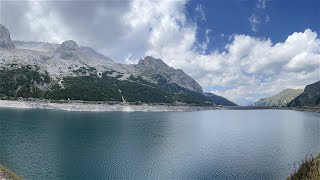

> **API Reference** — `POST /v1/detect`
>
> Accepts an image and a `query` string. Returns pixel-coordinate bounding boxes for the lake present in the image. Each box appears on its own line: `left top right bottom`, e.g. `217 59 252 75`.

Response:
0 108 319 179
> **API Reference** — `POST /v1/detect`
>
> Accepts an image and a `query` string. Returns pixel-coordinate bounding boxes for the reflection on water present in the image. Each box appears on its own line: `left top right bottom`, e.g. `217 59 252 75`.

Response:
0 109 319 179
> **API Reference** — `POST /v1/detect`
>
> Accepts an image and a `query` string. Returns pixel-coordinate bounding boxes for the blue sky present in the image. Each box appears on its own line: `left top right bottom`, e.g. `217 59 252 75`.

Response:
186 0 320 53
1 0 319 105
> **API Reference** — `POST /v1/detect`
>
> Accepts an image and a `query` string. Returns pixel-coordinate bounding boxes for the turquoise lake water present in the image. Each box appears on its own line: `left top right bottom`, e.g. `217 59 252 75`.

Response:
0 108 319 179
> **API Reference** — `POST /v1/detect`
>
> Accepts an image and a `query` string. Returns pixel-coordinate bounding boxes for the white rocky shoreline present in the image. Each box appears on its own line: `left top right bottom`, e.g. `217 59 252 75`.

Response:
1 100 318 113
0 100 217 112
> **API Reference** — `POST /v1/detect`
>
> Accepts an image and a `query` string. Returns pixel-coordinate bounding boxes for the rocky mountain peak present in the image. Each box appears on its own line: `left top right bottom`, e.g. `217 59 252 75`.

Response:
0 24 15 49
57 40 80 59
138 56 171 71
58 40 79 52
137 56 203 93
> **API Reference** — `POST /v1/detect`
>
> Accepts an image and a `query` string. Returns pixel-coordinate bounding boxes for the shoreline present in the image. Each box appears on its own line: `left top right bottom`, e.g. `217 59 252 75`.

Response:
0 100 217 112
222 105 320 113
0 100 318 113
287 154 320 179
0 165 22 180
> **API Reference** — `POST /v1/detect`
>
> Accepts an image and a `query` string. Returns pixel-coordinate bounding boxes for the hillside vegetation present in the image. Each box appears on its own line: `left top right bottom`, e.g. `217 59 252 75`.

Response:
287 154 320 180
253 89 303 107
0 65 230 106
288 81 320 107
0 165 22 180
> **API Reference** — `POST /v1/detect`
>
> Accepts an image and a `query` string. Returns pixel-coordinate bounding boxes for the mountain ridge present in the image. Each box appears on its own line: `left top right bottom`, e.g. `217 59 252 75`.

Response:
0 24 237 106
253 88 303 107
288 81 320 107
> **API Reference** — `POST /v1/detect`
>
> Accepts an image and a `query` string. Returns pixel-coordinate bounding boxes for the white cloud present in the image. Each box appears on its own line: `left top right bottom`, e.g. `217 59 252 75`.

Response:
195 4 206 21
284 52 320 72
25 1 72 43
198 29 319 104
198 29 211 53
265 15 271 23
248 14 260 33
257 0 266 9
248 0 270 33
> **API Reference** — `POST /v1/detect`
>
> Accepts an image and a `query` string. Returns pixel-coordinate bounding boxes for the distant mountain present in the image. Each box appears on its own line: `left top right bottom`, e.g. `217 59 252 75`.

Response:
288 81 320 107
0 24 236 106
13 40 59 52
205 93 237 106
14 40 113 62
253 89 303 107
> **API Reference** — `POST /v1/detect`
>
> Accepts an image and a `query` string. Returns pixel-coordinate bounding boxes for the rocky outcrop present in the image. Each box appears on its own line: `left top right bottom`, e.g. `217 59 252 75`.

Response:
253 89 303 107
288 81 320 107
137 56 203 93
0 24 15 49
57 40 80 59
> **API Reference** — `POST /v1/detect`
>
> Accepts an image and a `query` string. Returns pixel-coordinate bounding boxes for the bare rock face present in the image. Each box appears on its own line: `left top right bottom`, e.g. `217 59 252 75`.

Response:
57 40 80 59
137 56 203 93
0 24 15 49
79 46 113 62
58 40 79 51
288 81 320 107
41 42 58 52
138 56 172 72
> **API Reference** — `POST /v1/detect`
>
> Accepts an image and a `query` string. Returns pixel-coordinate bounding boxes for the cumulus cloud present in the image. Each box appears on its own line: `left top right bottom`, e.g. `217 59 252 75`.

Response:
0 0 319 105
25 1 73 43
133 1 320 104
166 29 320 105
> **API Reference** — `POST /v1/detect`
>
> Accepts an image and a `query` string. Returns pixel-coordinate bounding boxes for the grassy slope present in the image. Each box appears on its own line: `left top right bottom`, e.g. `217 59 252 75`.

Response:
254 89 303 107
0 165 23 180
287 154 320 180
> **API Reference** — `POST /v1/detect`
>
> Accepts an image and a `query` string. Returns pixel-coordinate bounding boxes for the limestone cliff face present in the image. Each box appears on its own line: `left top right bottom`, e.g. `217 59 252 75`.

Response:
0 24 15 49
137 56 203 93
57 40 80 60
